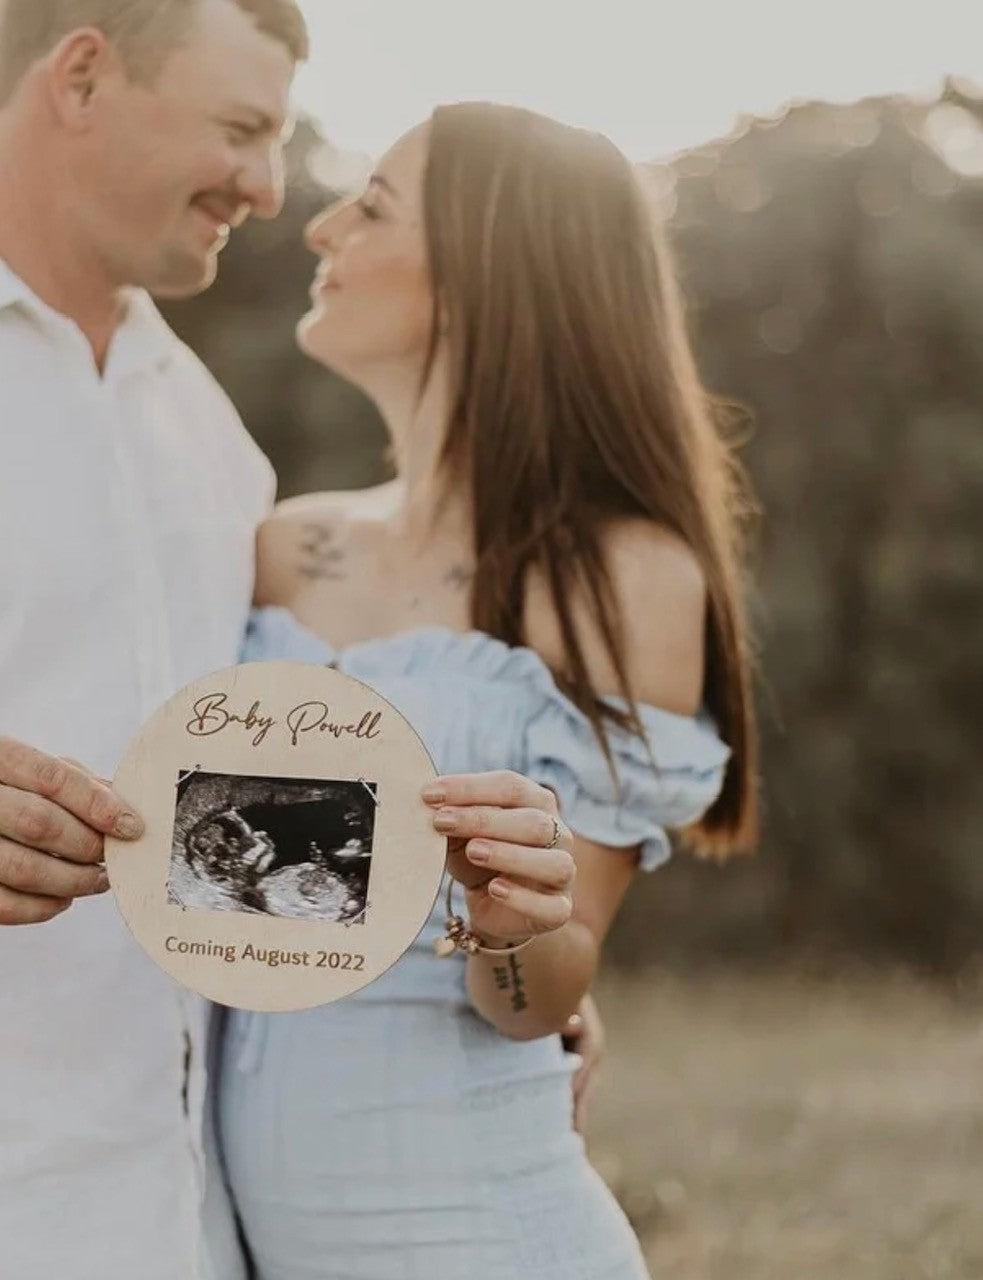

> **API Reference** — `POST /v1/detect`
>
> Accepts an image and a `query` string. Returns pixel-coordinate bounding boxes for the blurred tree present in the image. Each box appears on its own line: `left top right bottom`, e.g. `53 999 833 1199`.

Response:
163 88 983 973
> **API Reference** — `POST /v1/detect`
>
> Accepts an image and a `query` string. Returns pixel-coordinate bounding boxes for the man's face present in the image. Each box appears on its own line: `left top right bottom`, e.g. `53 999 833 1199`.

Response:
77 0 296 297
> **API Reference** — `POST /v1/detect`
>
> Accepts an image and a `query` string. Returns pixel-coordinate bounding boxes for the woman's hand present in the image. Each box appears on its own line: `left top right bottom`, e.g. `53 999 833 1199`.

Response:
422 771 576 945
562 995 606 1134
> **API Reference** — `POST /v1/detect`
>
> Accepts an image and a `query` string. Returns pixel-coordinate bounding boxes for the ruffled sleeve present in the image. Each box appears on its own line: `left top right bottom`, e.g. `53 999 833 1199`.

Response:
239 606 336 666
522 690 731 872
237 617 731 871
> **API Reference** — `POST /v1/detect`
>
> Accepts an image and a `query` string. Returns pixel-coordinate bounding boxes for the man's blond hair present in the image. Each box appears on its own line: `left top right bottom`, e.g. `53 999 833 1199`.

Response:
0 0 308 105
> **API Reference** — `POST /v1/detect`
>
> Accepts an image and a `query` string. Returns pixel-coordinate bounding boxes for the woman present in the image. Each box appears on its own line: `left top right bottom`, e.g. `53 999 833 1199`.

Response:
219 102 757 1279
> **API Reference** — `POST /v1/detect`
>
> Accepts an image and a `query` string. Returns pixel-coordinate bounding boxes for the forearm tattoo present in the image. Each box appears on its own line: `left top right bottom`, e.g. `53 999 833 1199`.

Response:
492 954 528 1013
297 523 347 582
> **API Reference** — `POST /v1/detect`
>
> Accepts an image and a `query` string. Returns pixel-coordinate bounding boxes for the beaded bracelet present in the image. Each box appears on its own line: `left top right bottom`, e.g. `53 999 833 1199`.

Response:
433 876 536 958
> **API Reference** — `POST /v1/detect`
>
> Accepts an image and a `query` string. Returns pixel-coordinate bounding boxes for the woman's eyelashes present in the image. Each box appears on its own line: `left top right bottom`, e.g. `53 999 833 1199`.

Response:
357 196 382 221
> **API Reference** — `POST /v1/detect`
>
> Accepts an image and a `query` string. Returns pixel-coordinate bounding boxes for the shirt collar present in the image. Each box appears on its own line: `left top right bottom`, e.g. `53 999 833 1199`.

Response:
0 257 31 310
0 256 178 377
108 287 179 378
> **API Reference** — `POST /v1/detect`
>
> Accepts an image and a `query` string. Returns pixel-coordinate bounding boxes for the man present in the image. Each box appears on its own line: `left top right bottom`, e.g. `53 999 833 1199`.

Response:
0 3 306 1276
0 3 603 1276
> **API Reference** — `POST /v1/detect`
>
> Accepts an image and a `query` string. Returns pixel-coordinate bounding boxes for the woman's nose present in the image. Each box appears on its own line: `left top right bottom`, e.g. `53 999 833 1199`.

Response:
304 209 332 254
304 201 349 254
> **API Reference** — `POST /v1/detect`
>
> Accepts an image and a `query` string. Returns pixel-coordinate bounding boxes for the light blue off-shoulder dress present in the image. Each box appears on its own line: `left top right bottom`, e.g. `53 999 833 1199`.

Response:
216 608 731 1280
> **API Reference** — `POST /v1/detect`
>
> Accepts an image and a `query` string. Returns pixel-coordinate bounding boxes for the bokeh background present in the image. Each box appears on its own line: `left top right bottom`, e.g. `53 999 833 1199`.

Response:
163 5 983 1275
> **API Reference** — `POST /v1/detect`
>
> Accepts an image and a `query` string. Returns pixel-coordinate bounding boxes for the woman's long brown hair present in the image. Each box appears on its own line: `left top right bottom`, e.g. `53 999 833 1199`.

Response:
421 103 759 856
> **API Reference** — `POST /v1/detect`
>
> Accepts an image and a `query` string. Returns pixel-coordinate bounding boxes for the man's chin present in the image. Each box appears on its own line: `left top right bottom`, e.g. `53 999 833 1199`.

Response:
145 248 221 300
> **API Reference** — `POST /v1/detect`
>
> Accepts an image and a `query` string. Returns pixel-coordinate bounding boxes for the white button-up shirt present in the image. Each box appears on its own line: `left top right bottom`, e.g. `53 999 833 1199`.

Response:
0 259 274 1280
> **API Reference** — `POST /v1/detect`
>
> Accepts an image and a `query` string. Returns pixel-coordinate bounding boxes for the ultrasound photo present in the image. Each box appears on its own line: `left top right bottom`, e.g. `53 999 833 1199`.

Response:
168 770 376 923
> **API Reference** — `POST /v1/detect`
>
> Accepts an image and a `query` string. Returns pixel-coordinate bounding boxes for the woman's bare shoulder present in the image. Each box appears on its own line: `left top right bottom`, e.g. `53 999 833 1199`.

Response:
254 482 399 607
526 518 707 714
609 520 707 710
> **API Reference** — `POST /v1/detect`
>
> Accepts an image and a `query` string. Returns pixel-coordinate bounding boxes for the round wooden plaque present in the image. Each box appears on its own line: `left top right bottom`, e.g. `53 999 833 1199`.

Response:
104 661 445 1011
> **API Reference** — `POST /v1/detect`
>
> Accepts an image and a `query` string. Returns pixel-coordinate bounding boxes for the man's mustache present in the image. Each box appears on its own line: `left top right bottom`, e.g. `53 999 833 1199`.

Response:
192 191 252 228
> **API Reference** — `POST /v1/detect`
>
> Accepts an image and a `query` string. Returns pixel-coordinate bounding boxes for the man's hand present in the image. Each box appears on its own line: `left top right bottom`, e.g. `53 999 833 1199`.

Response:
562 994 606 1135
0 737 144 926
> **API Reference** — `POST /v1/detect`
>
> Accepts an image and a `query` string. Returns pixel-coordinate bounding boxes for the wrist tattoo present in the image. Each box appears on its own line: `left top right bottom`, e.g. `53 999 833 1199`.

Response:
297 523 347 582
492 954 528 1013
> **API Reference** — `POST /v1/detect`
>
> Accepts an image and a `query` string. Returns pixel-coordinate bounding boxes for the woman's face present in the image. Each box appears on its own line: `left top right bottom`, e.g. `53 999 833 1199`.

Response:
297 124 434 382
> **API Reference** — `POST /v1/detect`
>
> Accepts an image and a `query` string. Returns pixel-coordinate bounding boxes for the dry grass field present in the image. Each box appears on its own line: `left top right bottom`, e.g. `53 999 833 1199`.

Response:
588 970 983 1280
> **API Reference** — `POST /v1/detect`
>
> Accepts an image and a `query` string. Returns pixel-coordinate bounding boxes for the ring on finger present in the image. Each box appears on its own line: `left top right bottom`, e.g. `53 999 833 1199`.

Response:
544 814 566 850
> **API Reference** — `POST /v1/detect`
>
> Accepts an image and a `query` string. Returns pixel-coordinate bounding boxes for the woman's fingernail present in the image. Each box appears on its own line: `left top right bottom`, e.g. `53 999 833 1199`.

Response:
488 879 510 901
468 842 491 865
422 784 446 804
433 809 458 833
95 869 110 892
114 812 143 840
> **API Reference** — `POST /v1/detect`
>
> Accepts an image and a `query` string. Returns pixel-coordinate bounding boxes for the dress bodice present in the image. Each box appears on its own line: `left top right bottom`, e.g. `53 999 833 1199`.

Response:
241 607 731 1003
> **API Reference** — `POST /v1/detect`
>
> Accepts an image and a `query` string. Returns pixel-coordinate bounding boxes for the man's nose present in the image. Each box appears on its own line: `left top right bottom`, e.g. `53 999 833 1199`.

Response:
239 146 286 221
